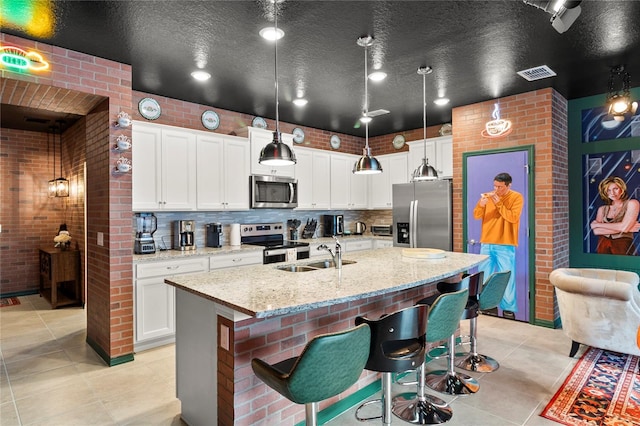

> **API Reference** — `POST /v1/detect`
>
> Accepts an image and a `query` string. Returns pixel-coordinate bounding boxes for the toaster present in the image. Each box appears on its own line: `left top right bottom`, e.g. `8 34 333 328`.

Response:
371 224 393 236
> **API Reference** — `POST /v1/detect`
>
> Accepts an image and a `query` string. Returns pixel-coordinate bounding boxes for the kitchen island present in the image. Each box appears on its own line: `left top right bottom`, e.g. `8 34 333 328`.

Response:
166 247 486 425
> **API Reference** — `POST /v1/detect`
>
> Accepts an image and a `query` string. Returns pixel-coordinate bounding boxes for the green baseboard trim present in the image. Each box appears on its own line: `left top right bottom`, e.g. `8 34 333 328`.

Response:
533 318 559 329
1 290 38 298
86 336 135 367
294 378 382 426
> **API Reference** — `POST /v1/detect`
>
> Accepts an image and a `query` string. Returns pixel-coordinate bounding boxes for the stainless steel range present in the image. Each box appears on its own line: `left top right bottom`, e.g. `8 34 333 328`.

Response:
240 222 310 264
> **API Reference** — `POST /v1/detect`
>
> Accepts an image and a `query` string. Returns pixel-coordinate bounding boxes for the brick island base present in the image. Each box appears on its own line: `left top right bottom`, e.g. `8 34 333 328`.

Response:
175 283 435 426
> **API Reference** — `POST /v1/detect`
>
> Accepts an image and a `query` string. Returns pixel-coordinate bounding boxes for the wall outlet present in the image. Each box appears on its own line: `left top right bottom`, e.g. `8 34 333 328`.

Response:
97 232 104 246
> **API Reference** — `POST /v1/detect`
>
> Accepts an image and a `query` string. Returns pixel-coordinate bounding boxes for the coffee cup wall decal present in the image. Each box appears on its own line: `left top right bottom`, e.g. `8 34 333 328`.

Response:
115 135 132 151
115 157 132 173
115 111 132 128
481 103 513 138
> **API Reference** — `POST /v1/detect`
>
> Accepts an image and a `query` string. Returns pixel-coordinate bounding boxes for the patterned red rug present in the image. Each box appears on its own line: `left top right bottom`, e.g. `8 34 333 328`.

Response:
541 347 640 425
0 297 21 307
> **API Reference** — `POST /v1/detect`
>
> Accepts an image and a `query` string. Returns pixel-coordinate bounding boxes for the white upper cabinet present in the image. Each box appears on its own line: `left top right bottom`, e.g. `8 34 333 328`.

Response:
407 135 453 180
133 121 197 211
196 134 250 210
368 152 408 209
246 127 295 177
295 147 331 210
330 153 368 209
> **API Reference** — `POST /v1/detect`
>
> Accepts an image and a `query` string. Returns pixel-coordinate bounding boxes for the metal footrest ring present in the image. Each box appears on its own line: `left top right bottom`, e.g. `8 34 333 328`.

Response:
392 392 453 424
424 370 479 396
454 352 499 373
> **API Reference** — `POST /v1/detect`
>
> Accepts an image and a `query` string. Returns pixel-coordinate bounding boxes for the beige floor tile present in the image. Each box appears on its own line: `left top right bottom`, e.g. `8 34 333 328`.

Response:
0 401 20 426
9 365 82 400
85 362 164 401
101 379 179 424
4 350 74 379
14 380 98 425
25 401 117 426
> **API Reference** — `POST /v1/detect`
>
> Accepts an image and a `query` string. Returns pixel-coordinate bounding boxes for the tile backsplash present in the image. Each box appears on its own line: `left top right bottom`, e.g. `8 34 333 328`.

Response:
134 209 392 249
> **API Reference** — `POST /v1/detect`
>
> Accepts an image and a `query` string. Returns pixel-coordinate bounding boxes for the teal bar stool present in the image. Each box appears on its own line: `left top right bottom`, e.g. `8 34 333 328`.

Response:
456 271 512 372
393 288 469 424
251 323 371 426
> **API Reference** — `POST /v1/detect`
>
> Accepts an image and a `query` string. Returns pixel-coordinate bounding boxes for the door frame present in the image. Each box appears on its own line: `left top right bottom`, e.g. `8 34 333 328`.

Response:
462 145 536 324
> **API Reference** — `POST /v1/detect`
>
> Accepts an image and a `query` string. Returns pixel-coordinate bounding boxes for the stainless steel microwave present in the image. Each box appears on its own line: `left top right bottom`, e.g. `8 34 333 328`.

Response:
250 175 298 209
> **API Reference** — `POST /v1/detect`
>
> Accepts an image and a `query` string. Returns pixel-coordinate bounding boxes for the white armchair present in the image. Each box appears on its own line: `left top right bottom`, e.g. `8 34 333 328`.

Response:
549 267 640 357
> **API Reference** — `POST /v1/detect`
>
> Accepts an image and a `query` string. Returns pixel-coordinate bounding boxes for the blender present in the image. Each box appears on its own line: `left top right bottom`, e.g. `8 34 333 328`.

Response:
134 213 157 254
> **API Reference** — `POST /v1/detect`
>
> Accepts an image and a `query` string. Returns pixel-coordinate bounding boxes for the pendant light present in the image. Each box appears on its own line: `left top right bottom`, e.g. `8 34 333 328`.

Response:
258 2 296 166
353 35 382 175
412 66 439 181
47 127 56 197
53 121 69 197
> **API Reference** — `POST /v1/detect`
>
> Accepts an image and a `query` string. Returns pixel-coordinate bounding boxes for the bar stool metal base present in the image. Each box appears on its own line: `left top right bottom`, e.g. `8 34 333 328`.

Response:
392 392 453 424
455 352 499 373
424 370 479 395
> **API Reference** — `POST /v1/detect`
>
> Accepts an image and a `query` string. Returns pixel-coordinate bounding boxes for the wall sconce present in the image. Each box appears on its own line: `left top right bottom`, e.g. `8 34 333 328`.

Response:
606 65 638 122
114 135 132 152
115 111 132 128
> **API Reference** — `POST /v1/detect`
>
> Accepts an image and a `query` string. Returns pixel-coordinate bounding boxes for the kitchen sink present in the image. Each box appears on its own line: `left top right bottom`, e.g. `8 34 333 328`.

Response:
276 260 357 272
305 260 357 269
276 265 318 273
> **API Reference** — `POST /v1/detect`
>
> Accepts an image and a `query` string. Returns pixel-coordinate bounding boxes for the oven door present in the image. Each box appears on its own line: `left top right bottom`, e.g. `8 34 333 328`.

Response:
264 247 310 264
251 175 298 209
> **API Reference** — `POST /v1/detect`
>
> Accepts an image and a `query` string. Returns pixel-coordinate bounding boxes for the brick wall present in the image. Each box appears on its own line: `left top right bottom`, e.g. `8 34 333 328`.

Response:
2 34 134 361
451 88 568 324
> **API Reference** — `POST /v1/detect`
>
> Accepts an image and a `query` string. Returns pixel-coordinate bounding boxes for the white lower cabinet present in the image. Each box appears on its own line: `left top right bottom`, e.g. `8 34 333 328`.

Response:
374 239 393 249
210 251 263 270
134 257 208 351
344 239 373 253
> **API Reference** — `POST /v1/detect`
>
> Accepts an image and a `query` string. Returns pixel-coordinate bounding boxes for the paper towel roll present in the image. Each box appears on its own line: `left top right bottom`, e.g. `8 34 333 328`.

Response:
230 223 241 246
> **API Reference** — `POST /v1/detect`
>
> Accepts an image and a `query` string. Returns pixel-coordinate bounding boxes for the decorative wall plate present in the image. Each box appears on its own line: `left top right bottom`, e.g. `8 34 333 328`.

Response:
439 123 452 136
330 134 341 149
201 110 220 130
292 127 305 143
392 134 406 149
138 98 161 120
252 116 267 129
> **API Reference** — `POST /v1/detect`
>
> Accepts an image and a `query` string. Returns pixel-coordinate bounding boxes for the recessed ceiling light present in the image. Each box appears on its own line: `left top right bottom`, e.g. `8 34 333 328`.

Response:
191 70 211 81
293 98 308 107
368 71 387 82
434 97 450 106
259 27 284 41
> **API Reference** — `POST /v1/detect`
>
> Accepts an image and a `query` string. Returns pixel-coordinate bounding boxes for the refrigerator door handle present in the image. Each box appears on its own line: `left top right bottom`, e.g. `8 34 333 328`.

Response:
409 200 415 248
413 199 419 248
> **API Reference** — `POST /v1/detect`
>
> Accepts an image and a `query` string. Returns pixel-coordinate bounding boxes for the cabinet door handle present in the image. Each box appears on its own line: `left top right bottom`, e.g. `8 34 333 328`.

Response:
166 265 179 270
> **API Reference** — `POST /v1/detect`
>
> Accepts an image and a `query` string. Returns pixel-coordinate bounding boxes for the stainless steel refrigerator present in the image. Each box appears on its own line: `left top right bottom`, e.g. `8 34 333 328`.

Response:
392 180 453 250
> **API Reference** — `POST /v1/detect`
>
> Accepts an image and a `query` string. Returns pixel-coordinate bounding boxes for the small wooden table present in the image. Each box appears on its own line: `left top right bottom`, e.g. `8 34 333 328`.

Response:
39 247 81 309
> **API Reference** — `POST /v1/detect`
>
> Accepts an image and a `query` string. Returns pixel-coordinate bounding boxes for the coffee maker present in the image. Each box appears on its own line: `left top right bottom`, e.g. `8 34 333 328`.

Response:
206 223 223 248
322 214 344 237
134 213 157 254
173 220 196 250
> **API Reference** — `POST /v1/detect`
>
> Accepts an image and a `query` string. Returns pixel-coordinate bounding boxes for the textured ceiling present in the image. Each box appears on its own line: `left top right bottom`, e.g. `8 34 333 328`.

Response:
2 1 640 136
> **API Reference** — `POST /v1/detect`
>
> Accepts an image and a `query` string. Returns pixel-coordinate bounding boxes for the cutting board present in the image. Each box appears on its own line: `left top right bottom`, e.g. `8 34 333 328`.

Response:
401 248 446 259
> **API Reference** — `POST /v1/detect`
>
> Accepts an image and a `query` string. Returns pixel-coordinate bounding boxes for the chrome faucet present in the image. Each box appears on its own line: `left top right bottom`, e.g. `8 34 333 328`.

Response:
317 236 342 269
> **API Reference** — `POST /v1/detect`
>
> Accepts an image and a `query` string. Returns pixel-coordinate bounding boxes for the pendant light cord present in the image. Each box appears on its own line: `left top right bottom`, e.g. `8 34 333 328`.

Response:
364 43 369 150
422 70 427 160
274 4 280 136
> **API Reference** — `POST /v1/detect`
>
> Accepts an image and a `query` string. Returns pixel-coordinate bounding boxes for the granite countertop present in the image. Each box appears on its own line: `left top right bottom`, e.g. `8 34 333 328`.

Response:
165 247 487 319
133 234 392 263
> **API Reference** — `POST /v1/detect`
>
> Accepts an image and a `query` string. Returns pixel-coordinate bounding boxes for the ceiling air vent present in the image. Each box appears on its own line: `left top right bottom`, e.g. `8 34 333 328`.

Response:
517 65 557 81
